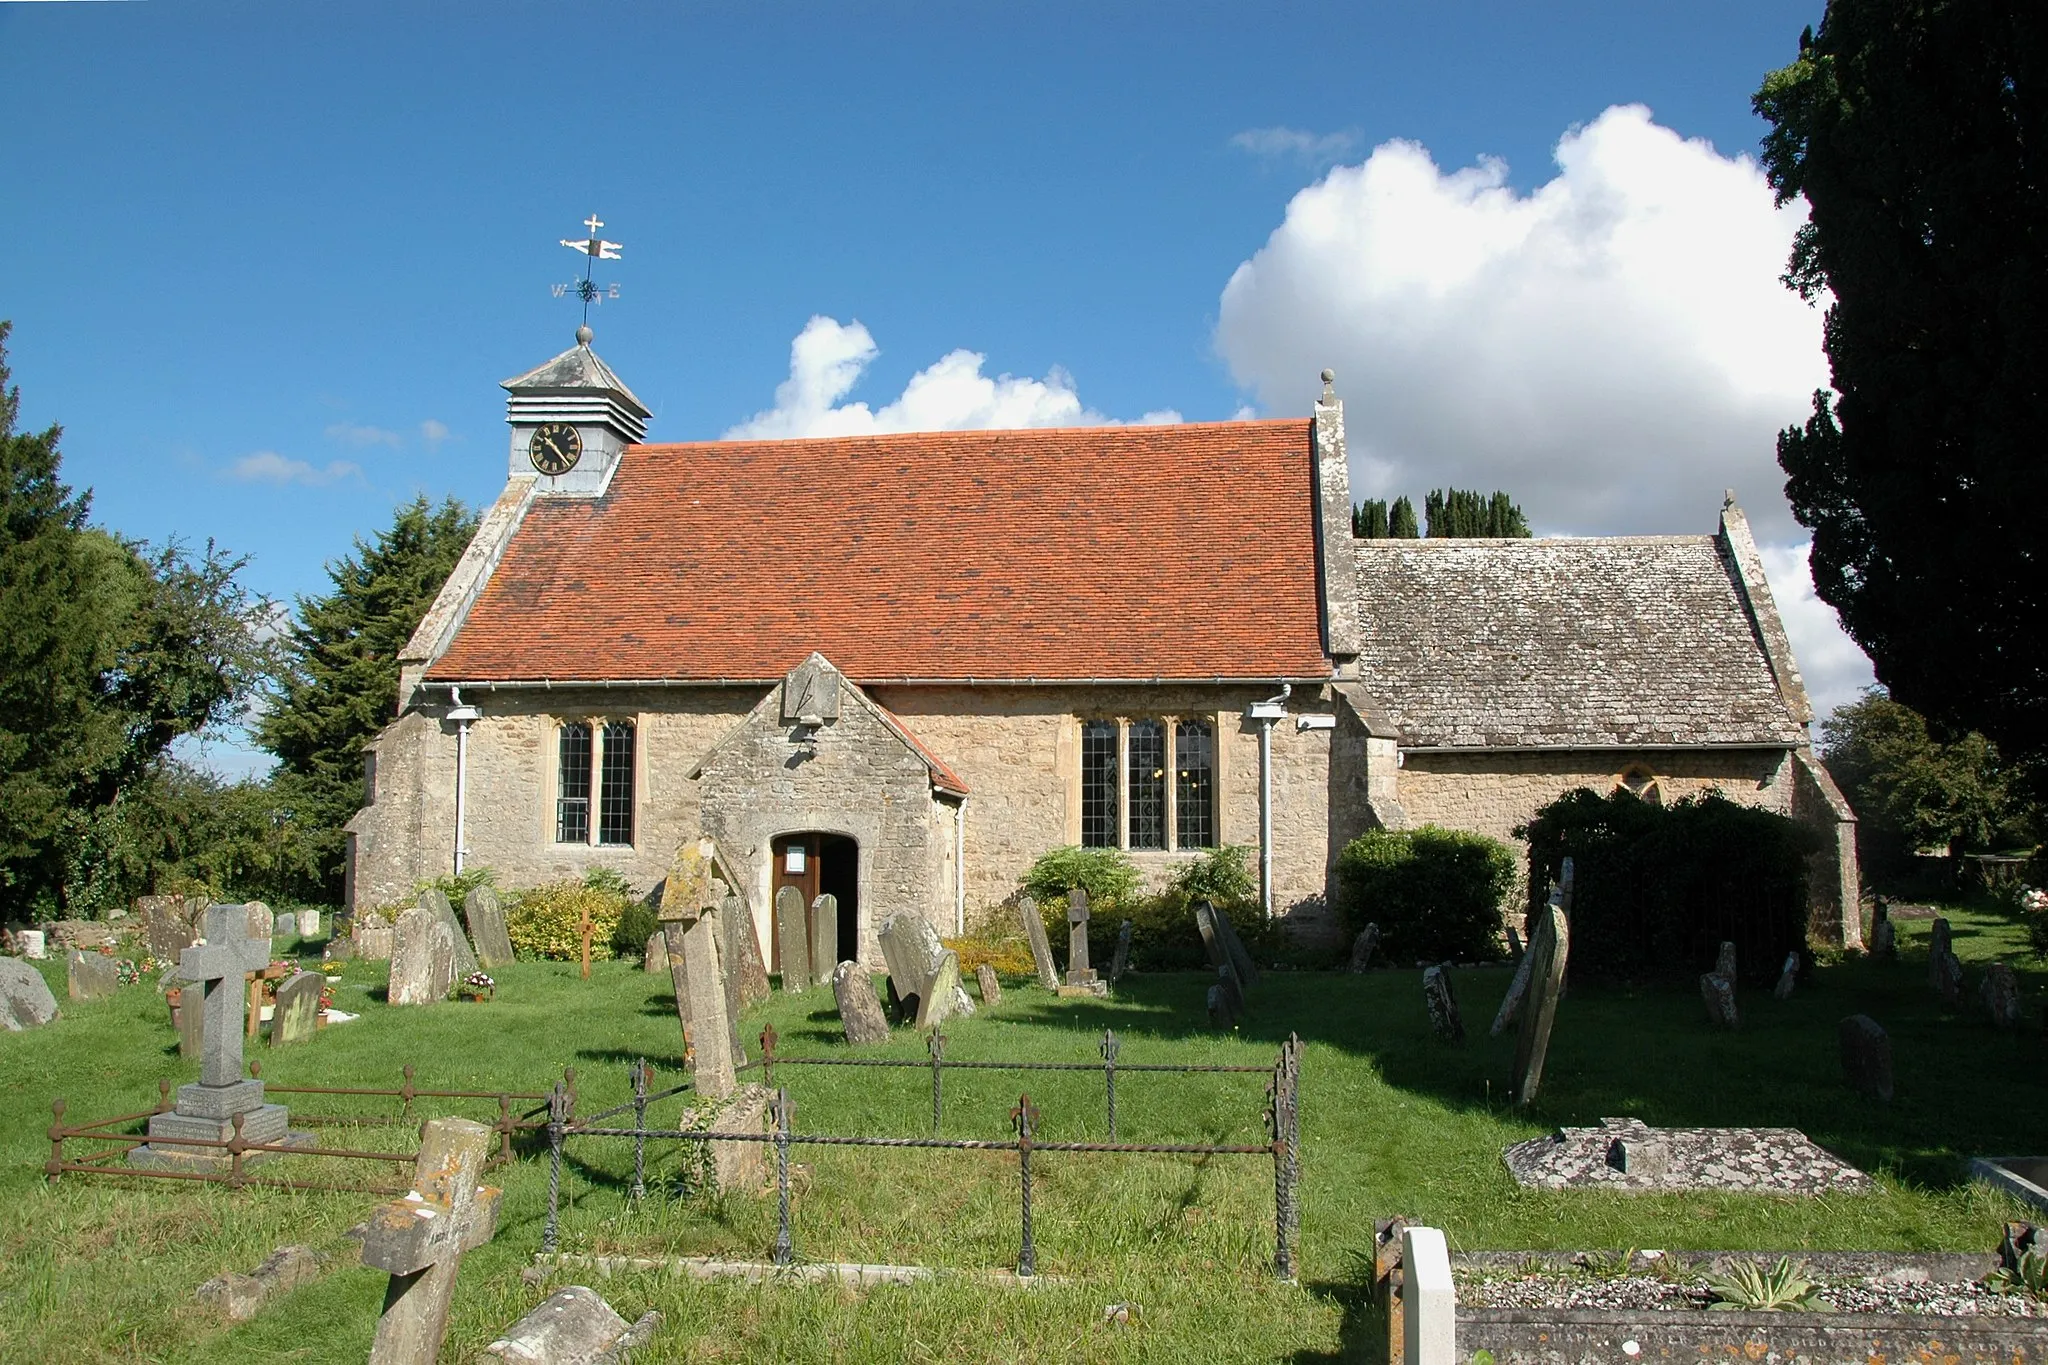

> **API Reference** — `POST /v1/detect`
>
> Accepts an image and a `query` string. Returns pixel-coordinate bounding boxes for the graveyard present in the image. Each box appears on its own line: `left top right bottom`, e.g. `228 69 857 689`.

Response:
0 894 2041 1363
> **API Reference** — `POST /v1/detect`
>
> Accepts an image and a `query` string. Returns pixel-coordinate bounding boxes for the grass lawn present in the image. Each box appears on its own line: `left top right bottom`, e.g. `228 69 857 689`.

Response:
0 901 2040 1363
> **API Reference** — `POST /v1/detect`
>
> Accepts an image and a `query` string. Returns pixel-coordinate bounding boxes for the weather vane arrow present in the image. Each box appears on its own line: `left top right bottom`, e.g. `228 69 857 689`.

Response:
553 213 625 328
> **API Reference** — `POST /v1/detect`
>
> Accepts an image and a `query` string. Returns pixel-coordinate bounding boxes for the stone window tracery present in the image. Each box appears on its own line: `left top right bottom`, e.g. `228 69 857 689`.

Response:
1079 715 1216 852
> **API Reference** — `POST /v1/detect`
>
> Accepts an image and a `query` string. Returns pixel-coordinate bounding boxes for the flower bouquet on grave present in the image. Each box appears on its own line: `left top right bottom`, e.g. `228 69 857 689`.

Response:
457 970 495 1003
113 958 142 987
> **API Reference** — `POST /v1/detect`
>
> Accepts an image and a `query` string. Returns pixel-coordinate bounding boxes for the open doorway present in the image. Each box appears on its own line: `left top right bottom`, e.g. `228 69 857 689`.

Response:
769 832 860 970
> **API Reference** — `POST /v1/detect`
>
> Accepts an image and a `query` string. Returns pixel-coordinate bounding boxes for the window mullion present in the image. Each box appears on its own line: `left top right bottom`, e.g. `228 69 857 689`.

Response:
1164 717 1179 853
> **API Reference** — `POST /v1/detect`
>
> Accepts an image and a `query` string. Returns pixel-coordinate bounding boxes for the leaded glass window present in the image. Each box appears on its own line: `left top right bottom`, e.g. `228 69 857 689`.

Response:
1127 720 1166 850
598 721 636 845
1081 720 1119 848
1175 718 1215 849
556 722 591 843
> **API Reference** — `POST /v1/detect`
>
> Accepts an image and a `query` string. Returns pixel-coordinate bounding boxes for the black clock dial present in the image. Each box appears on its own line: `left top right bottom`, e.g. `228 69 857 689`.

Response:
528 422 583 476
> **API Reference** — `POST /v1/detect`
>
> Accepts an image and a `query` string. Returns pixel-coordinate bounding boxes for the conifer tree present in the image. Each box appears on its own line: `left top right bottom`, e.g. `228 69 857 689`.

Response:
1351 499 1390 538
1387 496 1419 538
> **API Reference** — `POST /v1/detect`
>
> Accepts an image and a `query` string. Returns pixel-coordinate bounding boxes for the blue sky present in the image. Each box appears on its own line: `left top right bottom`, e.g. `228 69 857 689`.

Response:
1 1 1863 774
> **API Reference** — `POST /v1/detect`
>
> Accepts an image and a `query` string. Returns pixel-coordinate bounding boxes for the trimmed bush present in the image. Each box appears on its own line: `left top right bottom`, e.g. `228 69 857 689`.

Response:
507 881 627 962
612 898 660 959
1517 788 1821 982
1334 826 1515 964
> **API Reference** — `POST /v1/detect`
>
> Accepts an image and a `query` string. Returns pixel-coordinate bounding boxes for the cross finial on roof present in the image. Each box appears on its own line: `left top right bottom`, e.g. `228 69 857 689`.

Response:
556 213 626 329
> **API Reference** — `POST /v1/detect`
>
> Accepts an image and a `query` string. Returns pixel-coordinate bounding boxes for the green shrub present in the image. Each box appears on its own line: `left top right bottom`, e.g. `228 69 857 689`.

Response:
1335 826 1515 964
1517 788 1820 982
507 881 626 962
1022 846 1141 908
613 898 660 959
418 865 496 910
1165 845 1257 907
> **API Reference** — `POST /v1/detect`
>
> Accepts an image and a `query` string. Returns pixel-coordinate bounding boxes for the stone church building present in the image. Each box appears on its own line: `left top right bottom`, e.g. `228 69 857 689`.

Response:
346 332 1859 964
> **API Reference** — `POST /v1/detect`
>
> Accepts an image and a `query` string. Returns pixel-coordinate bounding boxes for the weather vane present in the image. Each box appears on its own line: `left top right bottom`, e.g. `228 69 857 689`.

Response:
554 213 624 329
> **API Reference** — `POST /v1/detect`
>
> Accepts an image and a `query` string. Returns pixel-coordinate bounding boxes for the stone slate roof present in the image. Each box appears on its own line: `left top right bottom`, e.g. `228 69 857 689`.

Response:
501 342 651 417
1351 535 1808 748
428 420 1332 683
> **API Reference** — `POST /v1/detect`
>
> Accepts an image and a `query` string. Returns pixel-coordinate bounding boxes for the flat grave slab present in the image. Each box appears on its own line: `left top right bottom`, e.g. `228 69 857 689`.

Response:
1503 1117 1873 1194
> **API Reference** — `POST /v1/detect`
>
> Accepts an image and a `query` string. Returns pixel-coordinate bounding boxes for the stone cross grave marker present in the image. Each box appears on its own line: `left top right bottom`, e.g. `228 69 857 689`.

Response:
809 893 839 981
1349 924 1381 973
721 892 771 1010
1422 965 1464 1042
975 962 1003 1006
1772 951 1800 1000
775 886 811 992
389 907 455 1007
1065 887 1095 986
1017 895 1058 989
0 958 60 1031
133 904 291 1167
362 1115 502 1365
1212 906 1260 988
270 971 322 1047
67 948 117 1001
1106 919 1133 986
1510 901 1570 1107
418 888 479 982
463 886 516 969
833 960 890 1045
676 915 737 1101
1838 1013 1893 1102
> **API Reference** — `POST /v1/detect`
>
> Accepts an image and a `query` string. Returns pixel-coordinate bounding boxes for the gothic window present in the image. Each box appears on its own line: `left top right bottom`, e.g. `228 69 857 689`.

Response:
556 722 592 843
1081 720 1119 848
1618 764 1662 806
1127 720 1167 850
1175 718 1216 849
598 721 636 846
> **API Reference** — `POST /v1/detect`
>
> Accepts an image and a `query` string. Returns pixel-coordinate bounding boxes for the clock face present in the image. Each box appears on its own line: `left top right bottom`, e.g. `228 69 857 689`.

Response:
528 422 583 476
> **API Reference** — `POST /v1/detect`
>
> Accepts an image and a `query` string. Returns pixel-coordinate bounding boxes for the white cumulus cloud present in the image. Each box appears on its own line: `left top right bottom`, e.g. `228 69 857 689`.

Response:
723 316 1179 439
1230 126 1360 166
230 451 363 487
419 418 451 446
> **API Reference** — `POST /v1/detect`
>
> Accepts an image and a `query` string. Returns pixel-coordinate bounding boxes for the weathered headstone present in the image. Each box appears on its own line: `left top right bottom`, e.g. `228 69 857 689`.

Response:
1714 941 1738 991
775 886 811 992
275 910 296 939
878 911 946 1016
173 981 204 1056
1194 900 1230 972
1838 1013 1893 1102
1065 886 1095 985
243 901 273 942
132 904 294 1168
1772 951 1800 1000
1505 924 1524 959
143 902 198 961
661 836 722 919
644 930 669 974
809 894 838 988
1869 909 1897 960
720 893 771 1010
1214 961 1245 1020
0 958 60 1031
1348 924 1381 973
362 1115 501 1365
1511 902 1570 1107
915 949 965 1029
833 961 890 1045
296 908 321 938
271 971 323 1047
194 1245 321 1323
67 948 118 1001
1017 896 1059 989
1699 972 1738 1028
1211 905 1260 988
1982 963 2023 1029
1422 965 1464 1042
482 1286 661 1365
1928 916 1964 1005
389 907 455 1007
1207 981 1237 1029
1106 919 1133 986
355 920 395 961
1490 950 1535 1037
418 888 479 982
677 915 737 1100
464 886 516 969
975 962 1003 1007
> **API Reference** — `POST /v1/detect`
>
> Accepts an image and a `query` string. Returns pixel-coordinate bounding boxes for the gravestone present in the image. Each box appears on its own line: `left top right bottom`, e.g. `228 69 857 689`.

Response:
644 930 668 974
1106 919 1133 986
482 1287 661 1365
1839 1014 1893 1102
67 948 118 1001
1511 902 1570 1107
389 908 456 1006
661 836 722 918
296 908 320 938
720 893 772 1010
418 888 479 982
363 1115 501 1365
1772 951 1800 1000
1699 972 1739 1028
243 901 273 941
464 886 516 969
1194 900 1230 972
808 893 838 987
1211 904 1260 988
174 980 205 1056
879 911 946 1016
1982 963 2023 1029
1491 952 1534 1036
1064 886 1096 986
775 886 811 992
1869 900 1896 960
355 920 395 961
1349 924 1381 973
270 971 322 1047
18 928 46 959
1928 917 1964 1005
132 905 296 1169
1422 965 1464 1042
0 958 60 1031
275 911 296 939
143 901 198 961
915 950 965 1029
1017 896 1059 988
833 961 890 1045
194 1245 321 1323
1215 961 1246 1019
1714 941 1738 990
1505 924 1524 958
677 915 737 1100
975 962 1003 1007
1207 972 1239 1028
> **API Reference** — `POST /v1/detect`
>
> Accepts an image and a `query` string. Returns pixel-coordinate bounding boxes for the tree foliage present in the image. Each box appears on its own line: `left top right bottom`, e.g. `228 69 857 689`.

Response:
1755 1 2048 773
1334 825 1516 963
1355 489 1529 538
0 322 273 917
258 495 477 901
1821 690 2036 868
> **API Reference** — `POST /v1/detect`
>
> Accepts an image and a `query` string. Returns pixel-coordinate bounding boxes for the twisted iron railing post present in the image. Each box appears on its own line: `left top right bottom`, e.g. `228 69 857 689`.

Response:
1013 1093 1040 1277
630 1056 649 1201
928 1029 946 1136
773 1086 794 1266
1101 1029 1120 1140
543 1081 569 1254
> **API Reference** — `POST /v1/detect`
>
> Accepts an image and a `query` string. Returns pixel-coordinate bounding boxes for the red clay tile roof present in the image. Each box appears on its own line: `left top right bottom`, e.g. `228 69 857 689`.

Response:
429 421 1333 684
